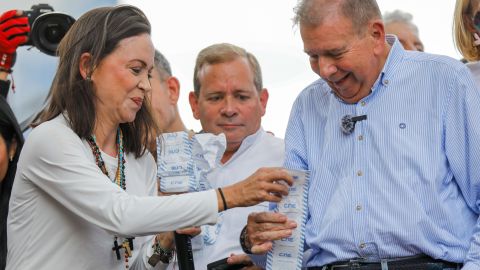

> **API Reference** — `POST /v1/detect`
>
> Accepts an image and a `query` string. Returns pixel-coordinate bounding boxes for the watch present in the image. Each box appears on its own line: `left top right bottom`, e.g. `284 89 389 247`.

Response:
239 226 252 254
148 242 174 266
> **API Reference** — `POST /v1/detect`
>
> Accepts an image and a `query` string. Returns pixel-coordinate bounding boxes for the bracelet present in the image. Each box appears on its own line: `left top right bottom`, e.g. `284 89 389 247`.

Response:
239 225 252 254
218 187 228 211
147 241 174 266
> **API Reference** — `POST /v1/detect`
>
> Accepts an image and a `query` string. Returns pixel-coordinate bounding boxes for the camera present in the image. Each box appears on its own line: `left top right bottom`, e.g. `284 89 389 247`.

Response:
22 4 75 56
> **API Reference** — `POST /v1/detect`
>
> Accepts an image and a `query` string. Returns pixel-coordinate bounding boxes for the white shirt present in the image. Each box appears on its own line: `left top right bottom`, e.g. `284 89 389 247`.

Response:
167 128 284 269
7 115 218 270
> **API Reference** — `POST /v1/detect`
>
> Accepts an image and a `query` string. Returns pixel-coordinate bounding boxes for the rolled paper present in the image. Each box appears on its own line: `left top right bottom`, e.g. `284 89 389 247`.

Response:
266 169 310 270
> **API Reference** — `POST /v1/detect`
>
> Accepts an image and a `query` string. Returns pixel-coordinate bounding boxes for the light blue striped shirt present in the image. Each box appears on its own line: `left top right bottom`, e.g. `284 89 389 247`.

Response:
284 36 480 269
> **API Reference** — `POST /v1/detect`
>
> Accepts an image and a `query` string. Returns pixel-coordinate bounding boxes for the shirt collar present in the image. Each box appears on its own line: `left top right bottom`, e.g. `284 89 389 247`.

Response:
380 34 404 83
222 127 264 166
368 35 404 93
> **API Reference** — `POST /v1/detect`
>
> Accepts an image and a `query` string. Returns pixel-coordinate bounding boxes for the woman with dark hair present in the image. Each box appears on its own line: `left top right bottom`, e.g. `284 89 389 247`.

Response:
0 96 22 270
6 5 291 270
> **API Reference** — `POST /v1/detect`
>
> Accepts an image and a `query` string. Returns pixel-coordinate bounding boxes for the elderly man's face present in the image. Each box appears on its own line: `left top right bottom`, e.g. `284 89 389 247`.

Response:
301 14 387 104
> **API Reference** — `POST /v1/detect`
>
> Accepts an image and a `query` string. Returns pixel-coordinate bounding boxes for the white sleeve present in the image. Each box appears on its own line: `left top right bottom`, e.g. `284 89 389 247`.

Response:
21 121 218 237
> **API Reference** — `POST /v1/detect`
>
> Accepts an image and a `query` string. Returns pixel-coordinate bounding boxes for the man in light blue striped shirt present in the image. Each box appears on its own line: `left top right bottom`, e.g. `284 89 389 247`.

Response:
241 0 480 269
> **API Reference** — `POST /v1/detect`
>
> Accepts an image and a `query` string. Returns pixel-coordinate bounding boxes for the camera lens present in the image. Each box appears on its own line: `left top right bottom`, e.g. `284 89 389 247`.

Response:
44 25 65 44
30 12 75 56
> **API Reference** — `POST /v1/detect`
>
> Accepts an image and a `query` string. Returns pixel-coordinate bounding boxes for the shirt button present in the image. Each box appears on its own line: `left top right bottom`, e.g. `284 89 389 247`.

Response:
357 170 363 176
360 101 366 106
384 79 389 85
356 205 362 211
359 243 366 249
358 135 363 141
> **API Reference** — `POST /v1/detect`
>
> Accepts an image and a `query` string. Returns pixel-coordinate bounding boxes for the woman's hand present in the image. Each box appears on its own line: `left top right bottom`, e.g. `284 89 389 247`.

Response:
217 167 293 210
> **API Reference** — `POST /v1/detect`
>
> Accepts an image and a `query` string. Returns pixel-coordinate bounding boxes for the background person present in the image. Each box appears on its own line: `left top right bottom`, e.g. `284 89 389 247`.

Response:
0 96 23 270
163 43 285 269
0 10 29 99
243 0 480 269
150 50 186 134
0 9 27 270
6 5 292 270
383 9 424 51
147 50 199 265
453 0 480 84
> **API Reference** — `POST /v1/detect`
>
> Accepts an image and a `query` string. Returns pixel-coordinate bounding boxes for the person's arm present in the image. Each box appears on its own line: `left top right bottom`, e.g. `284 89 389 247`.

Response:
23 120 293 236
0 10 29 97
444 66 480 270
0 71 7 80
23 121 218 235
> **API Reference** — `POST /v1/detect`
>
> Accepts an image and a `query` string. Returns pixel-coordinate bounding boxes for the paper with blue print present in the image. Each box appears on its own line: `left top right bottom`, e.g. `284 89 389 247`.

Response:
157 131 226 193
266 169 309 270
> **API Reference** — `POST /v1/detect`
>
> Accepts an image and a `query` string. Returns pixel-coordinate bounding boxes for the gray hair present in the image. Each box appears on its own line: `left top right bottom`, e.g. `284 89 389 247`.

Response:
383 9 419 35
154 50 172 80
293 0 381 35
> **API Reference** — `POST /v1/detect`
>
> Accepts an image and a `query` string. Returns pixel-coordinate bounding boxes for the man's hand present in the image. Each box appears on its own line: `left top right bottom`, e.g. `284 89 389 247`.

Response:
0 10 30 72
246 212 297 254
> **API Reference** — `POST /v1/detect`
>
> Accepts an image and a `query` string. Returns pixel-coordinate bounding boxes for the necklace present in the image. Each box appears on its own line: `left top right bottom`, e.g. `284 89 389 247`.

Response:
87 128 133 269
87 128 126 188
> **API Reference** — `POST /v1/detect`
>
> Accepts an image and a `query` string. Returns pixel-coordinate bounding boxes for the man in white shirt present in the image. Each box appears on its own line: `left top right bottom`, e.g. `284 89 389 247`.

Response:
150 50 187 134
147 50 193 266
166 43 284 269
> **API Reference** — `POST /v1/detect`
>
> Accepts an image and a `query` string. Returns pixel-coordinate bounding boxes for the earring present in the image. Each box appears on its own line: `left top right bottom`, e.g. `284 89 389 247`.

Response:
9 155 13 162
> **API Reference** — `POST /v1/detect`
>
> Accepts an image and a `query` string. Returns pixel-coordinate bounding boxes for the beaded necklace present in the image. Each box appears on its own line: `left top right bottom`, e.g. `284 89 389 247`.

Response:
87 128 132 269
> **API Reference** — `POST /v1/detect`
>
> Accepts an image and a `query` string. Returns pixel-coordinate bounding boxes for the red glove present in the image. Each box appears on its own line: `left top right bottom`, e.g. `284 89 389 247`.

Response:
0 10 30 72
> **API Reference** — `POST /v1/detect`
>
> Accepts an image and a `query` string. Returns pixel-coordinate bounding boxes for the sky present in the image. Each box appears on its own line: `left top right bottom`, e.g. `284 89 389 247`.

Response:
123 0 460 137
2 0 459 137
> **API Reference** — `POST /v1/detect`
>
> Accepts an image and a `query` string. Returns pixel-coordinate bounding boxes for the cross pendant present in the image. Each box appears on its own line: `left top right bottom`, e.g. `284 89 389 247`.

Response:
112 238 122 260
